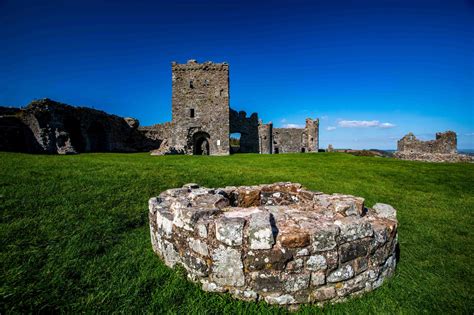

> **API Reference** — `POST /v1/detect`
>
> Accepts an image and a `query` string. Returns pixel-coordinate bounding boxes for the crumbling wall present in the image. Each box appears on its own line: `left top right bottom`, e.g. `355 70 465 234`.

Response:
0 99 160 154
394 131 471 163
229 109 259 153
170 60 230 155
273 128 306 153
397 131 457 154
272 118 319 154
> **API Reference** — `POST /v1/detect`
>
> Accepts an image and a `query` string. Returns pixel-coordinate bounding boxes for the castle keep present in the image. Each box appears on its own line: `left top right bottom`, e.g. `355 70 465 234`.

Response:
145 60 319 155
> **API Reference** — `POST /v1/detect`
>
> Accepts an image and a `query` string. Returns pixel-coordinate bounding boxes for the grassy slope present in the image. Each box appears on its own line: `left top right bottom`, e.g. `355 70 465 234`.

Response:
0 152 473 314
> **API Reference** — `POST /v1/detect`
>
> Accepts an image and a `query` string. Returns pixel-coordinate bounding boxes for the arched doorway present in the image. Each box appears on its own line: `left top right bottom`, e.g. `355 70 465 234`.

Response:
193 132 210 155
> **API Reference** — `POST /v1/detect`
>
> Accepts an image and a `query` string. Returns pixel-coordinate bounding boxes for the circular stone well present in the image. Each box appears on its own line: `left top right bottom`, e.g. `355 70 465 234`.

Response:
148 182 398 306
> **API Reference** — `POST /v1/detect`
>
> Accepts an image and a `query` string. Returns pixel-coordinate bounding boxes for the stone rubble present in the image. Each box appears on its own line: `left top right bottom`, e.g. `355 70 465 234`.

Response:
149 182 398 306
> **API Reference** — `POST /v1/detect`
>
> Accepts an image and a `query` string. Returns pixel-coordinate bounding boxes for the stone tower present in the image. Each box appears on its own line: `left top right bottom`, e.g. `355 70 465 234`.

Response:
171 60 230 155
258 121 273 154
305 118 319 152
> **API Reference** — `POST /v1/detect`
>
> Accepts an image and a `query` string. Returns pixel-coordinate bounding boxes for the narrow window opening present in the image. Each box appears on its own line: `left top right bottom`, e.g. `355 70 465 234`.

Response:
190 108 195 118
189 80 194 89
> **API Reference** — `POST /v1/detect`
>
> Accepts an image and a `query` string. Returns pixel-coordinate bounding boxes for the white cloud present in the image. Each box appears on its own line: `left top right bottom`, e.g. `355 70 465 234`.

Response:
379 122 396 129
283 123 304 128
283 124 304 128
321 115 329 120
326 126 337 131
338 120 396 129
280 118 287 123
465 132 474 136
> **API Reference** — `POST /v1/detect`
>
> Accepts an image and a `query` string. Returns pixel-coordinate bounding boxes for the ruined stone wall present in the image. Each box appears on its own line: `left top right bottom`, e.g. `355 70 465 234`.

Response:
397 131 457 154
139 122 173 144
258 122 273 154
229 109 259 153
273 128 306 153
0 107 39 153
272 119 319 154
0 99 160 154
171 60 230 155
394 131 471 163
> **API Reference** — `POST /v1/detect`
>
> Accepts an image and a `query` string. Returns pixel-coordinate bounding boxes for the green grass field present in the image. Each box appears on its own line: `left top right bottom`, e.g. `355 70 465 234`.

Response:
1 152 473 314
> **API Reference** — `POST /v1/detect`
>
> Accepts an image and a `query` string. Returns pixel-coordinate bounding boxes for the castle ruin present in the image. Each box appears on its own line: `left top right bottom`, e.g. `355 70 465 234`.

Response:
394 131 471 163
0 60 319 155
143 60 319 155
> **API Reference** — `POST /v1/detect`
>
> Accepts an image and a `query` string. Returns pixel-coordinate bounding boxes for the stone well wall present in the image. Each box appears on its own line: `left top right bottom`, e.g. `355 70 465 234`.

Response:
148 183 398 306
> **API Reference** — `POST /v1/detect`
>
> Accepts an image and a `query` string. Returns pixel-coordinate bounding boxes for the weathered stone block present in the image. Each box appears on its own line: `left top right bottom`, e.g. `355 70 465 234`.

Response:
248 211 275 250
215 217 245 246
188 238 209 256
327 264 354 283
284 272 311 292
306 255 327 271
311 286 336 302
339 238 370 263
245 247 293 271
264 294 297 305
311 223 339 251
251 272 284 292
335 217 373 242
173 207 221 231
280 225 311 248
211 245 245 287
311 271 326 287
373 203 397 220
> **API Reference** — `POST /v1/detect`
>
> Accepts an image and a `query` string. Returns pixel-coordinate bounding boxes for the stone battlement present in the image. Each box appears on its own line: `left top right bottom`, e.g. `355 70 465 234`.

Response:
171 60 229 71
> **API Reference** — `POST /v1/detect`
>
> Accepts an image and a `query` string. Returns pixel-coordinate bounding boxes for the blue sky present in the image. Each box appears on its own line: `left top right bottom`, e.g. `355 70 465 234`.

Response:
1 0 473 149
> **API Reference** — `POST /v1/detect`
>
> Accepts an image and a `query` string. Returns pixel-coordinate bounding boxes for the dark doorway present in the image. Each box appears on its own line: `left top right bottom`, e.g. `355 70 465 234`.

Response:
274 147 279 154
301 148 306 153
87 122 108 152
63 117 85 152
193 132 210 155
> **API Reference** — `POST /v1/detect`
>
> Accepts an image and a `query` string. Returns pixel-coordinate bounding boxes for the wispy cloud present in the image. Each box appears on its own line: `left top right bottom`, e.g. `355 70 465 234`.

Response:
283 123 304 128
379 122 396 129
338 120 396 129
326 126 336 131
465 132 474 136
